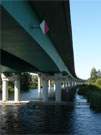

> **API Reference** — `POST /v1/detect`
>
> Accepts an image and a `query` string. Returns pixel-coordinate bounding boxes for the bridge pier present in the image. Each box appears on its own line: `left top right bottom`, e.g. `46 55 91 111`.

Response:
55 74 62 102
68 80 70 88
14 75 20 102
64 80 68 88
1 74 8 102
70 80 73 88
71 81 73 87
75 81 77 86
65 79 68 92
38 74 63 102
41 75 48 102
1 73 21 103
62 81 65 89
38 75 41 98
48 80 51 94
55 79 61 102
53 82 56 91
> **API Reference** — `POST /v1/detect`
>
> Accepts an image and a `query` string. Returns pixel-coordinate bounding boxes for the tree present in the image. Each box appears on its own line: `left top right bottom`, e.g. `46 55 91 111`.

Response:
31 75 38 89
89 68 97 83
20 72 32 91
91 68 97 79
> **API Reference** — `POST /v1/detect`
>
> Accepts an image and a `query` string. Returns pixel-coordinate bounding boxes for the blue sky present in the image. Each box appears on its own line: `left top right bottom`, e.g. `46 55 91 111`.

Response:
70 0 101 79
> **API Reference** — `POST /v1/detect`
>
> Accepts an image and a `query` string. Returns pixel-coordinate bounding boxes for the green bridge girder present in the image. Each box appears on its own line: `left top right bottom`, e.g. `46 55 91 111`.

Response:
0 0 77 80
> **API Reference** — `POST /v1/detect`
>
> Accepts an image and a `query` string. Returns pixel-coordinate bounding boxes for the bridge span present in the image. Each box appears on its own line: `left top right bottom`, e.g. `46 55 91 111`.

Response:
0 0 84 104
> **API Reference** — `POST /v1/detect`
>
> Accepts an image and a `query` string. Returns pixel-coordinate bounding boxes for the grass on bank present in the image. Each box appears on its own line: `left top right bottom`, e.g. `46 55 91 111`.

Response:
94 78 101 89
78 84 101 111
88 78 101 89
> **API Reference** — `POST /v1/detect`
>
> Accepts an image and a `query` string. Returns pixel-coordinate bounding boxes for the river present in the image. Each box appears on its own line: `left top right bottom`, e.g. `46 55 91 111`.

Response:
0 89 101 135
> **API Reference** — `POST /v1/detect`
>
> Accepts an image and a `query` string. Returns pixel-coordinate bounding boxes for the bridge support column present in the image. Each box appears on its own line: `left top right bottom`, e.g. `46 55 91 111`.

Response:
65 80 69 92
71 81 73 88
64 80 67 88
14 75 20 102
55 74 62 102
53 82 56 91
55 79 61 102
42 75 48 102
75 81 77 86
70 80 72 88
72 81 74 87
62 81 65 89
38 75 41 98
1 74 8 102
48 80 51 94
68 81 71 88
67 79 70 88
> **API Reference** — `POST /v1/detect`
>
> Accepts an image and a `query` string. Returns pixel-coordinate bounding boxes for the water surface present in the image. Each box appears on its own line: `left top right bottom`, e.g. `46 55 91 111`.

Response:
0 89 101 135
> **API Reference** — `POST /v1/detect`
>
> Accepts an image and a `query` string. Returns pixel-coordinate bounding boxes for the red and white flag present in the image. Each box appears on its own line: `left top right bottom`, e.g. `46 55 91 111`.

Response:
40 20 49 34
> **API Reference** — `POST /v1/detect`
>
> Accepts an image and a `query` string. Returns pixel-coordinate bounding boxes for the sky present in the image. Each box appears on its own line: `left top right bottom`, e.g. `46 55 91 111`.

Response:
70 0 101 79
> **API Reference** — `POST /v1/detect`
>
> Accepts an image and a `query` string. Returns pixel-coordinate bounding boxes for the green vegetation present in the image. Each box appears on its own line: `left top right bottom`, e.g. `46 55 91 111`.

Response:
78 68 101 111
95 78 101 88
78 85 101 111
0 72 38 92
87 68 101 88
20 73 37 91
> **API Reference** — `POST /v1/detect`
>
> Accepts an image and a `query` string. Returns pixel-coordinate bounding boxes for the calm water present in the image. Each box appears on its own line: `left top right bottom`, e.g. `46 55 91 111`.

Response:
0 89 101 135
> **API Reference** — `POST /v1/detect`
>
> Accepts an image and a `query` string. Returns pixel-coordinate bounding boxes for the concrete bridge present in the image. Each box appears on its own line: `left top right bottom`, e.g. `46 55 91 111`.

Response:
0 0 84 104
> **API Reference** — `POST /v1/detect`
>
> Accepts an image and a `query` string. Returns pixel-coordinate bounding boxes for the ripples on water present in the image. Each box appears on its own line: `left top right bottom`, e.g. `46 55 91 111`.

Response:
0 89 101 135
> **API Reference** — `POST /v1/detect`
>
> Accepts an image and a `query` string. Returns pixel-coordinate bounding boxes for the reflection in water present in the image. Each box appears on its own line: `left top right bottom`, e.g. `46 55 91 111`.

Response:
0 105 75 134
0 89 101 134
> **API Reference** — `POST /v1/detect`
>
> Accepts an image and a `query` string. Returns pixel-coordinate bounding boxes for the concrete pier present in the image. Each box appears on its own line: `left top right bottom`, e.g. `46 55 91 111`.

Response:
2 79 8 102
1 74 8 102
14 77 20 102
38 75 41 97
42 75 48 101
55 79 61 102
48 80 51 93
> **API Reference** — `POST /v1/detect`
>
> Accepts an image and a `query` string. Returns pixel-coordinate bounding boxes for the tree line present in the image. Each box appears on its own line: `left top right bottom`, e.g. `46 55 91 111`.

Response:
88 68 101 88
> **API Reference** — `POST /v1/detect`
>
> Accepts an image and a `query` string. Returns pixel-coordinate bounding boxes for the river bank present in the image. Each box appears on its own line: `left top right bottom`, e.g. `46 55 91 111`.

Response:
78 85 101 111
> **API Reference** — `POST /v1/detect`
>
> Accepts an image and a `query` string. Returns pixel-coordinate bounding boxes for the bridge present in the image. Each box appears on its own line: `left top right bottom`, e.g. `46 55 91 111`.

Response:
0 0 83 104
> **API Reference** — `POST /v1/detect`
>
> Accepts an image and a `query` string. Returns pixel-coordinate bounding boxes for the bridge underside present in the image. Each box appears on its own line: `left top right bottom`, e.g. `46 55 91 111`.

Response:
0 7 59 73
0 1 76 78
30 1 75 76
